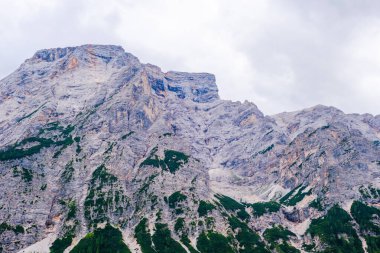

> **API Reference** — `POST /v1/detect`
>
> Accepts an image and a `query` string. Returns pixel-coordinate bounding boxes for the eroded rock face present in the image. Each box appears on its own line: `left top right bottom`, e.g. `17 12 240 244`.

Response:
0 45 379 253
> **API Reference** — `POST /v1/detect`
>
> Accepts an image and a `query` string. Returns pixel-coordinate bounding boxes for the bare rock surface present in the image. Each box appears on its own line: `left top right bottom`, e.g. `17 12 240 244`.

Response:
0 45 379 253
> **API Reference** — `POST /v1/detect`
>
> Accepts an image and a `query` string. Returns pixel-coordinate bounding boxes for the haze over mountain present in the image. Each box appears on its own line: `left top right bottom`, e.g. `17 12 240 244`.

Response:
0 45 379 253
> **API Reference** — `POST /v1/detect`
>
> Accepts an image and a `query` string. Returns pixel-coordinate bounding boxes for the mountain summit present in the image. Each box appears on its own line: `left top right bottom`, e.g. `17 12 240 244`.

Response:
0 45 379 253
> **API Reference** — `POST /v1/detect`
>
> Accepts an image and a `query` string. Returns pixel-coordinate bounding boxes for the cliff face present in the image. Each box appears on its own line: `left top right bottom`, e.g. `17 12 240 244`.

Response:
0 45 379 253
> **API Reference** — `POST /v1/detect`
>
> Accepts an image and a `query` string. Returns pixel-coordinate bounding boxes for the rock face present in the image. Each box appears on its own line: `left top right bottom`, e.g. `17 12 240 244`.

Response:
0 45 379 253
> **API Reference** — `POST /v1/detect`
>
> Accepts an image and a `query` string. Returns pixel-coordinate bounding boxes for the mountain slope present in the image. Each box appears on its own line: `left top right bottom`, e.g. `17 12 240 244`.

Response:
0 45 379 253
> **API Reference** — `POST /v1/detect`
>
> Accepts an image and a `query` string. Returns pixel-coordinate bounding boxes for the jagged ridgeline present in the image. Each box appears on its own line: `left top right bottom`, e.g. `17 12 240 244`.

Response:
0 45 379 253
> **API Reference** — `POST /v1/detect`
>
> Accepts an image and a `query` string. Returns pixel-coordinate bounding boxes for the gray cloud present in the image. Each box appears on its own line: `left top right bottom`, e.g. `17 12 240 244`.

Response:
0 0 379 115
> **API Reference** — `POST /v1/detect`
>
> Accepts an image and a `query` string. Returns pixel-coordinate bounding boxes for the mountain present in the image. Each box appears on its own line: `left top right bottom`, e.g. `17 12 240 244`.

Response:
0 45 379 253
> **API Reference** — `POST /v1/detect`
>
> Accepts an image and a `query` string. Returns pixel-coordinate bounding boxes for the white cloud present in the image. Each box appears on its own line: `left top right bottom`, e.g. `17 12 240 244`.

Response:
0 0 379 115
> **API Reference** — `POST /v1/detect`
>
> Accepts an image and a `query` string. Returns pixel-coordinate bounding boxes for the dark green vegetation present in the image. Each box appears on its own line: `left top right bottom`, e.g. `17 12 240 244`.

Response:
205 217 215 230
263 226 299 253
168 191 187 209
71 224 131 253
351 201 380 235
16 109 39 123
302 243 316 251
269 242 300 253
280 184 302 203
284 186 311 206
84 165 127 228
152 223 187 253
198 200 216 217
21 168 33 182
359 186 371 198
365 237 380 253
91 166 116 185
50 235 74 253
0 223 24 235
215 194 250 221
104 142 116 155
258 144 274 155
307 205 364 253
61 160 74 183
351 201 380 253
264 225 292 240
74 136 81 154
228 216 269 253
248 201 281 217
140 148 189 173
197 231 234 253
51 203 79 253
140 147 161 168
16 103 46 123
134 218 156 253
67 201 77 220
174 218 185 233
359 185 380 200
121 131 135 140
280 185 311 206
50 201 78 253
216 194 244 211
181 236 200 253
309 198 324 211
163 150 189 173
138 174 158 194
307 125 330 138
0 122 74 161
13 166 34 182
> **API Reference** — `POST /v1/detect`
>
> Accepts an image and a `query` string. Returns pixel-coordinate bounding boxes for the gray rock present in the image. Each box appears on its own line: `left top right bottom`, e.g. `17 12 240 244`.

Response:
0 45 379 253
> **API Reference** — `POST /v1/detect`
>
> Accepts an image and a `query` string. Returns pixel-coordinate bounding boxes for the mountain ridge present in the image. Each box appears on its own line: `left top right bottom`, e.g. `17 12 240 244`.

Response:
0 44 379 253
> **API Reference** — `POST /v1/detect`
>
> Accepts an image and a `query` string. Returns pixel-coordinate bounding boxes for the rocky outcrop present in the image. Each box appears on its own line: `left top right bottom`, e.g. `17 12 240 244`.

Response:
0 45 379 253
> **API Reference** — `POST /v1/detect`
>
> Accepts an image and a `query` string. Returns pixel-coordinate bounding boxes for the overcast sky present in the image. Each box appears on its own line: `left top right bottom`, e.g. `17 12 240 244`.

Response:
1 0 379 115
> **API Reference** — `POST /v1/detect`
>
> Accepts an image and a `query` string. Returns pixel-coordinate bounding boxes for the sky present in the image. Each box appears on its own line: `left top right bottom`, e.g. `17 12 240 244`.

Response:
0 0 379 115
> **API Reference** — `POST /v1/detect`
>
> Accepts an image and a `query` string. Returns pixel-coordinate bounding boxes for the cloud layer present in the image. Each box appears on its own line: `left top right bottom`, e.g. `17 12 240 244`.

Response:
1 0 379 115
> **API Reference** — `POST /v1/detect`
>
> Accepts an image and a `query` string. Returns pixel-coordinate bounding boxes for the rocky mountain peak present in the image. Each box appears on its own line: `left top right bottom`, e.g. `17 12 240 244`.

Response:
0 45 379 253
15 44 220 104
30 44 126 63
